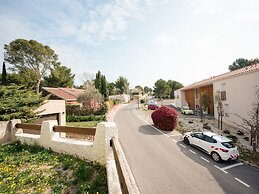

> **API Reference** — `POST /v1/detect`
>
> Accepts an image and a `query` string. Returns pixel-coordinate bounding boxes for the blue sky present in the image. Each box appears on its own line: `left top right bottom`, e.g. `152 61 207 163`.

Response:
1 0 259 88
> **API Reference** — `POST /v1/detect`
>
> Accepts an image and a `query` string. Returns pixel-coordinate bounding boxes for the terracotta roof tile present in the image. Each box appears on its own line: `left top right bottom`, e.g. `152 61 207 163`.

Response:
181 63 259 90
42 87 84 101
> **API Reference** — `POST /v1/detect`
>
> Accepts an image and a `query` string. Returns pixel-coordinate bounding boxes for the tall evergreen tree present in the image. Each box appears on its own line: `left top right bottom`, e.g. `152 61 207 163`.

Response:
2 62 7 85
43 63 75 88
101 75 108 100
94 70 102 92
4 39 59 94
0 85 48 122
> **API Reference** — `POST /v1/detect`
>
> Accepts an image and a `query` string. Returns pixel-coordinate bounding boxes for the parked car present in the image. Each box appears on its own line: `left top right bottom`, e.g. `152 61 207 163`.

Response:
182 131 239 162
148 104 159 110
181 106 194 115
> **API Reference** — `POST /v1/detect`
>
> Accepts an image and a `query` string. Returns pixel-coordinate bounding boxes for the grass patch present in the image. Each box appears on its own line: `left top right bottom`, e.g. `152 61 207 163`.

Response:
67 121 99 128
239 146 259 167
0 141 108 194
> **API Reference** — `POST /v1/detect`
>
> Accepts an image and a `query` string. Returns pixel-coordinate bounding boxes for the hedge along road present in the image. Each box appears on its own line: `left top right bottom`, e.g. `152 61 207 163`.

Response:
114 102 259 194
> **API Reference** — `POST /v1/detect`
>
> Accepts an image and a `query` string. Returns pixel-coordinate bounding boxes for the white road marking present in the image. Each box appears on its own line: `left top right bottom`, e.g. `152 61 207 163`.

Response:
235 178 250 188
138 116 169 137
221 163 243 170
189 150 196 154
168 134 182 137
214 165 228 174
180 144 186 148
172 139 177 143
200 157 210 163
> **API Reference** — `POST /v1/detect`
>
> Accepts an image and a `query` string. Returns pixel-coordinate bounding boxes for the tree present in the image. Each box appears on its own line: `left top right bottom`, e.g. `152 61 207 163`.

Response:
153 79 171 99
94 70 102 92
100 75 108 100
4 39 59 94
2 62 7 85
107 82 116 95
115 76 129 94
144 86 152 94
215 90 224 130
167 80 183 99
43 63 75 88
78 80 102 111
0 85 48 122
229 58 259 71
135 85 143 95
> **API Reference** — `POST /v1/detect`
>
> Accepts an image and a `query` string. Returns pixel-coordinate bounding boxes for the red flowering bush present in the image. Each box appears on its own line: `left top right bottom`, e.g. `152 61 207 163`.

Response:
151 106 178 131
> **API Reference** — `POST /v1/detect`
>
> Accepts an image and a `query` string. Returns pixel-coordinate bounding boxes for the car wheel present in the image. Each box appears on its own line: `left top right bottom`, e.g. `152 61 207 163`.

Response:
183 137 190 145
211 152 222 162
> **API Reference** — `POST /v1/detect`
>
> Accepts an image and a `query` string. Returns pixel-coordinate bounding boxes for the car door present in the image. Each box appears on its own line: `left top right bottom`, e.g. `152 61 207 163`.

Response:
191 133 204 147
202 135 217 154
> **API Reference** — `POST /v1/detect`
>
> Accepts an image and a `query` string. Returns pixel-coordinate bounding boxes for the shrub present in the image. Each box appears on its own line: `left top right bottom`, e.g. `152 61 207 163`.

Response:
244 136 249 141
227 135 238 143
237 130 244 136
66 115 105 122
203 123 211 130
223 129 230 134
140 99 145 104
151 106 178 131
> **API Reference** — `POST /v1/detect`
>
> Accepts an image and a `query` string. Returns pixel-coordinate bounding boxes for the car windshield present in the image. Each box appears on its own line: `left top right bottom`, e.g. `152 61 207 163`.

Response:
221 141 235 148
183 107 189 110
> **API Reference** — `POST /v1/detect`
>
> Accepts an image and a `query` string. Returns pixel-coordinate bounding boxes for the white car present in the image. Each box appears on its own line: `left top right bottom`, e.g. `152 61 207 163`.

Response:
181 106 194 115
182 131 239 162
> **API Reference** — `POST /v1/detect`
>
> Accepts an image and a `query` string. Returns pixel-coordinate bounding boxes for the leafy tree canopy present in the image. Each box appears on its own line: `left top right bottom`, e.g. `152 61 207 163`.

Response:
107 82 116 95
153 79 171 98
115 76 129 94
0 85 48 122
144 86 153 94
43 63 75 88
167 80 183 98
4 39 59 93
229 58 259 71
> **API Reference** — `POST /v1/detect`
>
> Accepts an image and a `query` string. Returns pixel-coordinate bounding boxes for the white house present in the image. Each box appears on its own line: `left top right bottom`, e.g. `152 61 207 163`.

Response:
177 63 259 129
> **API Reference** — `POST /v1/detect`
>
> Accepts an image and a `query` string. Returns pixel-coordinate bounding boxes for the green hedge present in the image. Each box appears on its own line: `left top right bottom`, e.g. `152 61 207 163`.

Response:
66 115 106 122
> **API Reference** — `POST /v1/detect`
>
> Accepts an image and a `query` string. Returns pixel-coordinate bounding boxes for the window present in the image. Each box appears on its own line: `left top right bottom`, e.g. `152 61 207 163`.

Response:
192 133 204 139
221 91 226 101
204 135 217 143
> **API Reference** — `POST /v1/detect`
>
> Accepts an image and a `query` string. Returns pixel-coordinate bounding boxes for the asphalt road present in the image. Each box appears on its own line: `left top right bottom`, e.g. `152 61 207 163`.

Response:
114 102 259 194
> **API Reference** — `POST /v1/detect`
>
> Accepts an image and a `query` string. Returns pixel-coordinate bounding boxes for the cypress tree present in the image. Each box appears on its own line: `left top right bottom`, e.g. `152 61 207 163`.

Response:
101 75 108 100
2 62 7 85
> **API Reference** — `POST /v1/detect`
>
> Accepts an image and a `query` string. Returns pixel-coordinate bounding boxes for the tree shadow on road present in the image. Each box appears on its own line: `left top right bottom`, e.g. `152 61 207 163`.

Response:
138 125 164 136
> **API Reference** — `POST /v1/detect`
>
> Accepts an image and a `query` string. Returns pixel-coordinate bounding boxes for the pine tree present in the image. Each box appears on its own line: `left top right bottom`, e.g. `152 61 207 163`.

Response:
2 62 7 85
0 85 48 122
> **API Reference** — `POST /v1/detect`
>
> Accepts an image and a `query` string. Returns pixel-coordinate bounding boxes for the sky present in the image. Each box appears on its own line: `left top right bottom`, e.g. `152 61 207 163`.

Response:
0 0 259 88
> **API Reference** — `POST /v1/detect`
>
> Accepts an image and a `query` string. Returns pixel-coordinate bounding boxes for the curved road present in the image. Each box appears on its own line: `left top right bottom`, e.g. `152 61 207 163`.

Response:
114 102 259 194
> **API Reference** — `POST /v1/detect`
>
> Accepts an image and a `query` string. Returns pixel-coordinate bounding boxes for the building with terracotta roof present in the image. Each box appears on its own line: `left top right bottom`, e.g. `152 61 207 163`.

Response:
175 63 259 127
42 87 84 104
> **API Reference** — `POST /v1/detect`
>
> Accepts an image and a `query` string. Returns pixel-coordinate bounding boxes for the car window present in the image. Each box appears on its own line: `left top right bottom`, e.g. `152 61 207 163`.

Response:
192 133 204 140
221 142 235 148
204 135 217 143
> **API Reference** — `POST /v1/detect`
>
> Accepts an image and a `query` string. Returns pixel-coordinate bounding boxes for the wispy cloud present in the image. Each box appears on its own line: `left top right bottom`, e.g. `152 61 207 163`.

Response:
153 32 178 46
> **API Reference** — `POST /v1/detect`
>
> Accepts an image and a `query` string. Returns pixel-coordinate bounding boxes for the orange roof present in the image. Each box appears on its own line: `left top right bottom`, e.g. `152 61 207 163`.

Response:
42 87 84 101
180 63 259 91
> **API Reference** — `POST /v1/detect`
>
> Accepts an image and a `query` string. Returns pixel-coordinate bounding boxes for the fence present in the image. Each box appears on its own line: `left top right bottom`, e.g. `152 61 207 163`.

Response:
0 120 140 194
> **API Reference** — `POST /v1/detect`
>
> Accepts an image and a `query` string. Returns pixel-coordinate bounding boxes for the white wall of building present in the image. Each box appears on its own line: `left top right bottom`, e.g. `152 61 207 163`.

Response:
36 100 66 125
213 70 259 128
174 90 186 108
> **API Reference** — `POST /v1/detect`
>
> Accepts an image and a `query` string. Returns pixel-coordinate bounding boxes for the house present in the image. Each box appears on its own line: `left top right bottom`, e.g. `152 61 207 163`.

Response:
42 87 84 104
176 63 259 127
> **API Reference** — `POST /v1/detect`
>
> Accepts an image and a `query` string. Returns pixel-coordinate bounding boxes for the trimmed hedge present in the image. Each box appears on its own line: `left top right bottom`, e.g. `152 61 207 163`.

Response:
66 115 106 122
151 106 178 131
